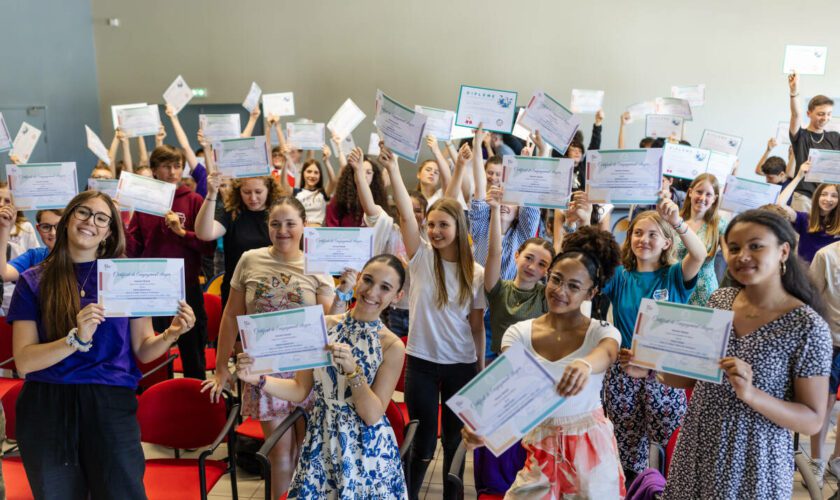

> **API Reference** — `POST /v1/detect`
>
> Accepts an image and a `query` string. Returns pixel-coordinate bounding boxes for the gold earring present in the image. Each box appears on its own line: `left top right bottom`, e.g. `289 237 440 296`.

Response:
780 260 787 275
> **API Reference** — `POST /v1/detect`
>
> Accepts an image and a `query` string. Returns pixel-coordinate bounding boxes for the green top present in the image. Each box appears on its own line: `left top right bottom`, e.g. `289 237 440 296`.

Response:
487 279 547 354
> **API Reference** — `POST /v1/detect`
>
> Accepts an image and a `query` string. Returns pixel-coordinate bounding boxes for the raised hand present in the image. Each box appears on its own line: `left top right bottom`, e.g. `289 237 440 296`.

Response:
486 185 503 209
594 109 604 126
788 70 799 95
766 137 778 152
656 195 681 227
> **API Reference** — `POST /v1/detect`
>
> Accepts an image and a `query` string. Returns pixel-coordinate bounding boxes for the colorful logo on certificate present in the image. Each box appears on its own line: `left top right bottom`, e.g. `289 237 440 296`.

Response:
497 96 513 108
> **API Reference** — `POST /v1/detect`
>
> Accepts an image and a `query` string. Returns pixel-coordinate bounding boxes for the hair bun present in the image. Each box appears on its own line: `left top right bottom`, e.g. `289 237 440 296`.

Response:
560 226 621 286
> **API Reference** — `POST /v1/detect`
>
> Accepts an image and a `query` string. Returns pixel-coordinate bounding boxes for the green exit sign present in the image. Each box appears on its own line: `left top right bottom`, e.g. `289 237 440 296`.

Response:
192 88 208 98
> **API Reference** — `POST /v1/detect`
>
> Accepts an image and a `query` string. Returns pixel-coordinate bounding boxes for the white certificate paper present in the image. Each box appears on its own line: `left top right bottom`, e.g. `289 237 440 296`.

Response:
262 92 295 117
626 100 657 124
375 91 427 162
720 176 782 214
11 122 42 163
630 299 733 384
806 149 840 184
783 45 828 75
415 105 455 141
286 122 325 151
0 113 11 153
238 305 331 374
111 103 146 130
706 151 738 181
670 84 705 108
775 121 792 146
699 129 742 155
199 114 242 143
645 115 683 139
331 134 355 157
327 98 366 140
163 75 192 115
519 90 580 154
213 136 271 179
655 97 693 121
570 89 604 114
87 178 119 199
304 227 374 275
455 85 517 134
85 125 111 166
117 105 161 138
662 143 710 180
115 171 176 216
6 162 78 210
367 133 381 156
586 149 663 205
511 109 531 142
501 156 574 209
98 259 186 317
242 81 262 111
446 342 565 456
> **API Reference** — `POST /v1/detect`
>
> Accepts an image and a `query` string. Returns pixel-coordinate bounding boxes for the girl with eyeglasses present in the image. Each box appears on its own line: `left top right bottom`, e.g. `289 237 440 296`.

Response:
8 191 195 498
0 209 63 288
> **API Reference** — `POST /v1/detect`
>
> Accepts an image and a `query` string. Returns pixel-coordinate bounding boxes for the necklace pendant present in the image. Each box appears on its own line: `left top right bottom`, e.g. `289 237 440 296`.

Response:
80 290 85 298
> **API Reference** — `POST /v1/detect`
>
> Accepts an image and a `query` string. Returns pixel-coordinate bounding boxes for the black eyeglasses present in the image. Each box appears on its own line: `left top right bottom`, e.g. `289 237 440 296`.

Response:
73 206 112 228
36 223 58 233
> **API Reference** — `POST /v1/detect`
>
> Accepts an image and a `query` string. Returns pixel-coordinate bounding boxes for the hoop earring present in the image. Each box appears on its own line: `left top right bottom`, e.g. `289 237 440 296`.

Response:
780 260 787 276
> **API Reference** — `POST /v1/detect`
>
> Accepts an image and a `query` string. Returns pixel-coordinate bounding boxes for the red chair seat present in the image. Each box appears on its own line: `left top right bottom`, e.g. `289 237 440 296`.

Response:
4 456 34 500
479 495 505 500
0 377 22 399
397 401 441 437
170 347 216 373
143 458 227 499
235 417 265 440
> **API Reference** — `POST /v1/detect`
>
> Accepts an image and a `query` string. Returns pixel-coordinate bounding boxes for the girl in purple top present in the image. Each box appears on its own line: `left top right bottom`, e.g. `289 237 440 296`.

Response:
7 191 196 499
778 161 840 262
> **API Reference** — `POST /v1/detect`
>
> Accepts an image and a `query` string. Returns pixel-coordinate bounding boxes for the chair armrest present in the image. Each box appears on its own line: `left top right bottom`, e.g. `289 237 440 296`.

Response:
199 402 241 462
257 408 307 459
138 354 177 380
400 419 418 461
446 440 467 493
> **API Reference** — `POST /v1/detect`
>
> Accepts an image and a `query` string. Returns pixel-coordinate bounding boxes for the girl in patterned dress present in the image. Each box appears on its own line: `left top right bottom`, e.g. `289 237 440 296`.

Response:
658 210 832 499
237 254 409 499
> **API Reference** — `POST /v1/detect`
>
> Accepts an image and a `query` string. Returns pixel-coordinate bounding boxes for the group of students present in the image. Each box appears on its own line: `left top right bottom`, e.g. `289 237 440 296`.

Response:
0 69 838 500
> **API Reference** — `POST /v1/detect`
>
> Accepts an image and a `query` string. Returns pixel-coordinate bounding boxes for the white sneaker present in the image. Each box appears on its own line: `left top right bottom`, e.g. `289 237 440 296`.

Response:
801 458 826 490
827 456 840 480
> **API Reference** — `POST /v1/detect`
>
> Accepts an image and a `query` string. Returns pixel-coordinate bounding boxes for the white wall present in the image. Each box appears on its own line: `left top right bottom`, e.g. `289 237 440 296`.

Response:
91 0 840 176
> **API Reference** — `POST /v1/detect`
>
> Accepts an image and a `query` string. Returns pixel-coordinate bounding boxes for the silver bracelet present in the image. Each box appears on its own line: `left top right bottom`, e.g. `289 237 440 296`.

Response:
66 327 93 353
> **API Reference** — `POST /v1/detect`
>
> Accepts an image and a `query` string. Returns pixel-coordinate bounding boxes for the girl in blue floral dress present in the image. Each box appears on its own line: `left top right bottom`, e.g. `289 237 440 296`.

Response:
237 254 409 499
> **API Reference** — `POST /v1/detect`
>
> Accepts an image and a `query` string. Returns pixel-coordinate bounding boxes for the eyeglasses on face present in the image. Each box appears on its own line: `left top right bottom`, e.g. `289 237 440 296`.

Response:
36 223 58 233
72 205 112 228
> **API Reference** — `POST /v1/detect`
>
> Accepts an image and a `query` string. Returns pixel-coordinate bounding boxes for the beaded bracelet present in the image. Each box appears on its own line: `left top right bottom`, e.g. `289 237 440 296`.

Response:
66 328 93 353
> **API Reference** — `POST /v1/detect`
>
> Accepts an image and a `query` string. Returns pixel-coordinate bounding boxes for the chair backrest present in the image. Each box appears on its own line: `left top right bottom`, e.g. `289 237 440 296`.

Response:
394 336 408 393
204 292 223 343
0 316 17 372
205 272 224 296
664 427 681 477
135 352 176 393
1 380 25 441
137 378 229 449
386 400 406 447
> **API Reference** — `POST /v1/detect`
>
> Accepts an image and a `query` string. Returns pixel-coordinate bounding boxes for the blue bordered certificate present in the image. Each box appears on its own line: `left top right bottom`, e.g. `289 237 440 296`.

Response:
303 227 374 275
238 305 331 374
213 136 271 179
586 149 663 205
6 162 78 210
501 156 574 209
98 258 186 317
114 171 175 216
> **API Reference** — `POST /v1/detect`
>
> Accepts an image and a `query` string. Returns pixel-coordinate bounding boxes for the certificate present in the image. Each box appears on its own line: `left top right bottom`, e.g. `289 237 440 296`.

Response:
775 121 791 146
286 122 325 151
415 105 455 141
645 115 683 139
519 90 580 154
0 113 11 153
213 136 271 179
87 178 119 199
199 114 241 143
662 143 710 180
446 342 565 456
375 91 427 162
367 133 381 156
455 85 517 134
331 134 355 157
501 156 574 209
117 105 161 138
303 227 374 275
570 89 604 114
655 97 693 121
115 171 176 216
450 123 475 141
238 305 331 374
327 98 366 140
98 258 186 317
511 109 530 142
586 149 663 205
783 45 827 75
625 100 657 124
262 92 295 117
670 84 705 107
630 299 733 384
85 125 111 166
11 122 42 163
6 162 78 210
806 149 840 184
720 176 782 214
111 103 146 130
242 81 262 111
162 75 192 115
699 129 742 155
706 151 737 181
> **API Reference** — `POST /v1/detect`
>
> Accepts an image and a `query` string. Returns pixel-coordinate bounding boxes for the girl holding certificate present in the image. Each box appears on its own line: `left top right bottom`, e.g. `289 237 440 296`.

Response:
463 225 626 498
602 196 707 484
383 144 486 500
660 210 831 499
676 173 728 305
236 254 409 499
202 196 350 498
8 191 196 499
325 154 388 228
777 161 840 263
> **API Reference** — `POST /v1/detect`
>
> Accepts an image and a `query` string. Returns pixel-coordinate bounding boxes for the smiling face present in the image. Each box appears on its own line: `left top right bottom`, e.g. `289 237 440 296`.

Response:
353 261 404 316
817 185 839 215
417 161 439 188
240 178 269 211
630 218 672 264
67 197 112 253
726 222 789 286
514 243 553 284
688 180 717 218
545 258 595 314
807 104 833 131
268 203 304 254
410 196 426 228
302 163 321 190
426 209 457 250
36 211 61 249
500 203 519 227
485 161 503 188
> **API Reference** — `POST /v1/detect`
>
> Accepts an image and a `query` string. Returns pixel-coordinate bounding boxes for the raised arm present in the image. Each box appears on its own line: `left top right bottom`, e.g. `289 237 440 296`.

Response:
164 104 199 170
754 138 777 176
330 133 348 169
120 130 133 172
380 146 420 257
618 112 630 149
589 110 604 150
137 137 149 166
777 160 809 213
0 206 21 282
445 142 473 201
789 71 802 136
469 127 487 201
484 186 503 293
108 129 121 168
241 106 260 138
350 147 381 218
154 125 166 149
194 171 226 241
658 195 706 281
786 146 796 178
321 144 338 196
426 135 452 191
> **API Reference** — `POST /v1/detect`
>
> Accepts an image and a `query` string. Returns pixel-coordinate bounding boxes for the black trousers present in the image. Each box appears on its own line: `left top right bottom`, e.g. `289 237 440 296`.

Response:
153 282 208 380
404 355 477 500
17 382 146 499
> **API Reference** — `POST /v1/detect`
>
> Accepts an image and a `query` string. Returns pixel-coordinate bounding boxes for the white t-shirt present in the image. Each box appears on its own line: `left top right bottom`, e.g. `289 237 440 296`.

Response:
407 241 486 364
811 241 840 345
425 188 468 211
295 188 327 225
365 207 410 310
501 318 620 418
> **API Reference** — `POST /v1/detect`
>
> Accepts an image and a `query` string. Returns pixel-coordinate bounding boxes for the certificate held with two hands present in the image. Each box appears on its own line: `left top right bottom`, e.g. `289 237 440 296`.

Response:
455 85 517 134
586 149 663 205
213 136 271 179
6 162 78 210
98 259 186 317
501 156 574 209
238 305 331 374
630 299 733 384
114 171 176 216
304 227 374 275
